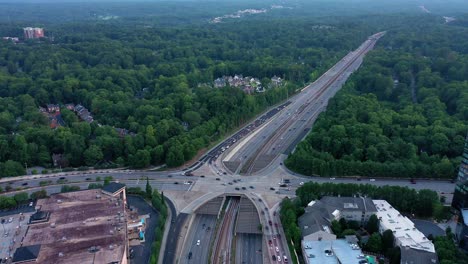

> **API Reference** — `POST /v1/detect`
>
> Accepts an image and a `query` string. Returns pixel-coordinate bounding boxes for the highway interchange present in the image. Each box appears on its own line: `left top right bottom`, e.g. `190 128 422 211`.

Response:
0 31 458 264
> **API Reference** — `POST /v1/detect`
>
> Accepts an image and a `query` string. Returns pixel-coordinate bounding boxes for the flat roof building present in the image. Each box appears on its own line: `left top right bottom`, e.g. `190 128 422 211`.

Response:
12 189 129 264
302 238 365 264
373 200 435 253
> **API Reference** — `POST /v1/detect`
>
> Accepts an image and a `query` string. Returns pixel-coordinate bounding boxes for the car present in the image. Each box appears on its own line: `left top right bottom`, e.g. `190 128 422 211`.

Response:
235 187 240 190
249 186 254 189
228 182 233 185
8 218 12 223
270 187 275 191
410 178 416 184
200 175 205 178
274 223 278 228
86 178 92 181
299 182 304 186
277 256 282 262
22 183 28 186
268 240 273 246
167 175 173 178
29 202 33 207
215 178 220 181
283 256 288 262
174 182 179 184
196 240 200 246
59 177 65 180
188 252 192 259
223 172 227 175
269 220 273 226
370 179 376 182
273 211 276 216
272 255 276 261
241 187 246 190
330 177 336 180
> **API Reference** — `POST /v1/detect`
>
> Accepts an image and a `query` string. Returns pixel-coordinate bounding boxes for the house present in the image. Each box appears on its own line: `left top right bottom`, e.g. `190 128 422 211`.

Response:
298 197 377 241
46 104 60 113
65 103 75 111
214 77 226 88
271 75 283 86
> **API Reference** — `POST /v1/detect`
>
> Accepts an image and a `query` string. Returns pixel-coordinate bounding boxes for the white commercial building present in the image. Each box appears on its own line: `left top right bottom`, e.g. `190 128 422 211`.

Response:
373 200 435 253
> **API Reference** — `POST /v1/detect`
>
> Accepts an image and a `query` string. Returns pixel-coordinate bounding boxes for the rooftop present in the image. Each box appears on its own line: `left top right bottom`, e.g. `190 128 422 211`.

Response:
299 196 376 237
102 182 126 195
400 246 438 264
302 239 364 264
18 189 127 264
12 245 41 263
373 200 435 253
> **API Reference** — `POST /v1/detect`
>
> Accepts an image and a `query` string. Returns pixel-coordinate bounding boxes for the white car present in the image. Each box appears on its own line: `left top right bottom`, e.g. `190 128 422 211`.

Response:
370 179 376 182
277 255 282 262
275 247 279 253
196 240 200 246
330 177 336 180
299 182 304 186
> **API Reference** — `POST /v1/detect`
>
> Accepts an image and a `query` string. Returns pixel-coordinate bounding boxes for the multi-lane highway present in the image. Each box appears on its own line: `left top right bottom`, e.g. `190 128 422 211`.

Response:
0 31 459 264
212 197 239 264
220 32 386 175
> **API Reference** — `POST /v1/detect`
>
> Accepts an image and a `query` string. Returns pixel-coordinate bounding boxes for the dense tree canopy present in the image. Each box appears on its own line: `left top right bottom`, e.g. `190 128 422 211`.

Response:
286 20 468 179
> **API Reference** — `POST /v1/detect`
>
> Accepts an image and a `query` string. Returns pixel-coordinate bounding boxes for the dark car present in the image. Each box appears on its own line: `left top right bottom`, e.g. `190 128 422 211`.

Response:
249 186 254 189
269 220 272 226
188 252 192 259
174 182 179 184
200 175 205 178
235 187 240 190
168 175 173 178
85 178 92 181
59 177 66 180
270 187 275 191
272 255 276 261
216 178 220 181
241 187 246 190
22 182 28 186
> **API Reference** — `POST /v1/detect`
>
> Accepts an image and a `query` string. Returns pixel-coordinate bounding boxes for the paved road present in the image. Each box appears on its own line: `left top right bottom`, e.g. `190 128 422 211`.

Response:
236 233 263 264
162 197 181 264
181 214 217 264
221 32 385 175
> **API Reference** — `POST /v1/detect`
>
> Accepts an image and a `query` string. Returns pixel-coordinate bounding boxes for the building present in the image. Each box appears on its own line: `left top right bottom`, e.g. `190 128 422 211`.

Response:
23 27 44 39
302 237 367 264
457 133 468 182
298 196 377 241
373 200 438 264
452 181 468 211
12 185 129 264
2 37 19 43
455 209 468 251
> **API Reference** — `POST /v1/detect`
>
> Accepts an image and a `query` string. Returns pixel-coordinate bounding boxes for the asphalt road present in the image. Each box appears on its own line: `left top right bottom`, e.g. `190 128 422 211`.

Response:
221 32 385 175
162 197 181 264
236 233 263 264
181 214 217 264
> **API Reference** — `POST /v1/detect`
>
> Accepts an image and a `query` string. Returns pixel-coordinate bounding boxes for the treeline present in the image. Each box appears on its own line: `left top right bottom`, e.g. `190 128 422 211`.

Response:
280 182 447 261
0 17 370 176
286 20 468 179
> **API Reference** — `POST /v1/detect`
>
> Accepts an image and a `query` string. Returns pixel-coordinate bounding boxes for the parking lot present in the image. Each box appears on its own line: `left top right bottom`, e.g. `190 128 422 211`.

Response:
0 211 35 261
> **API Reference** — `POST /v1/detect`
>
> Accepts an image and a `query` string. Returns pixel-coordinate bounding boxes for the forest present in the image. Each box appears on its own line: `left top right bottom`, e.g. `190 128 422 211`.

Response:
286 20 468 179
0 11 373 176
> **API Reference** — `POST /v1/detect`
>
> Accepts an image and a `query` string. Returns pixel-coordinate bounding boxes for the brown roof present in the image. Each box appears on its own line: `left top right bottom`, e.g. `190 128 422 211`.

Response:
22 190 127 264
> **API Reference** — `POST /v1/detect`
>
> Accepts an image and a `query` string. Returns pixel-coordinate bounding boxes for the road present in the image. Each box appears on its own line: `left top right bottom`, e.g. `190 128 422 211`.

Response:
220 32 385 176
235 233 263 264
181 214 217 264
0 31 459 264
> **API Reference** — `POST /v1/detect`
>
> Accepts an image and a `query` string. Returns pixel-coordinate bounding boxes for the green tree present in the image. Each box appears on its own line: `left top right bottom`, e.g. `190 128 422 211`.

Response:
366 233 383 253
84 145 104 166
366 214 380 234
146 177 152 199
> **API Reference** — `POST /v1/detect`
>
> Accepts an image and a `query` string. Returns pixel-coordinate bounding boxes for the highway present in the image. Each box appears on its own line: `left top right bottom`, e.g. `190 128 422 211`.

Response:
235 233 263 264
220 32 386 175
181 214 217 264
0 31 460 264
